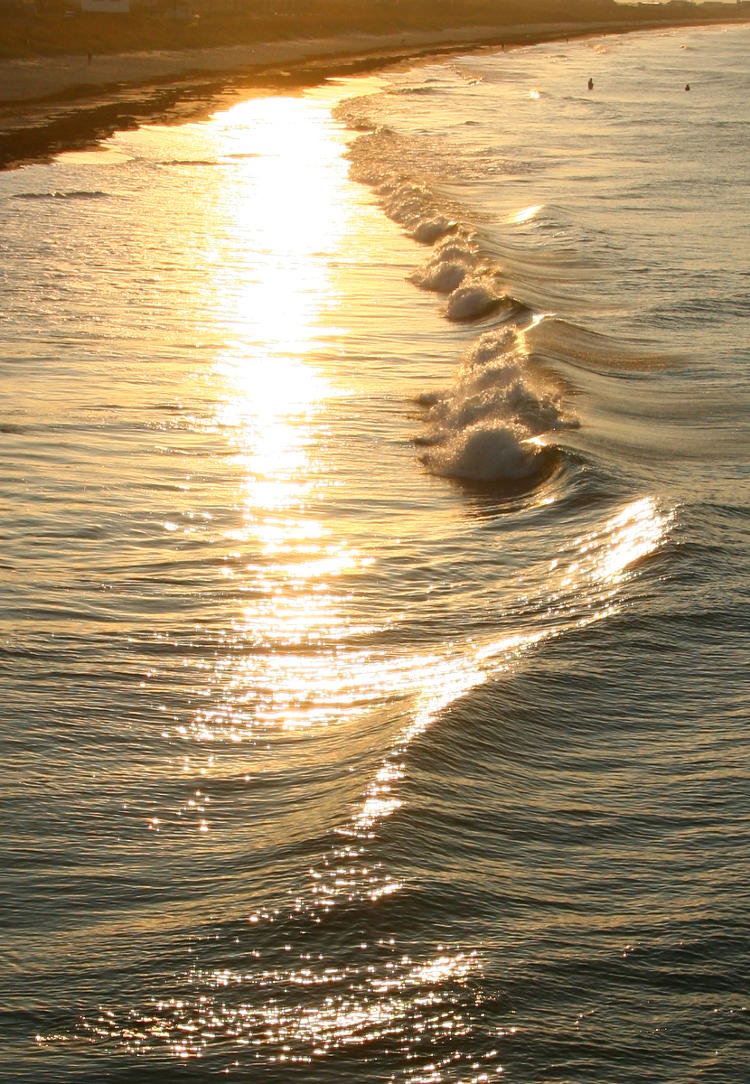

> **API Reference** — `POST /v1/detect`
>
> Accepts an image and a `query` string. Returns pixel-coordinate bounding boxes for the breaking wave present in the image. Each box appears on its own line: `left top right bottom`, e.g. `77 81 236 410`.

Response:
415 327 575 483
339 108 576 488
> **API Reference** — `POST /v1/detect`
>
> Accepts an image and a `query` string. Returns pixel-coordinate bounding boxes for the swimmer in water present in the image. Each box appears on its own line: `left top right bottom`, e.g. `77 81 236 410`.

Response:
588 77 594 91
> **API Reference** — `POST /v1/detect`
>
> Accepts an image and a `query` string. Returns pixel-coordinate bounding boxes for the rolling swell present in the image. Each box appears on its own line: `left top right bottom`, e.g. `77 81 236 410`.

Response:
49 490 672 1079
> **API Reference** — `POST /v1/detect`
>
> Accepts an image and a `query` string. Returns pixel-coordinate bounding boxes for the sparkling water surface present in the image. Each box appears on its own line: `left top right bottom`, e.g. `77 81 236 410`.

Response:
1 23 749 1083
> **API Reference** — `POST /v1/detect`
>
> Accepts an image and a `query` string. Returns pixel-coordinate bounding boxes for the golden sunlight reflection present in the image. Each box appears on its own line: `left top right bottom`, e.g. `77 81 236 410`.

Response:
593 496 668 581
549 496 670 594
197 94 366 666
509 203 543 224
64 485 671 1068
289 497 673 917
72 944 500 1074
79 95 676 1072
44 68 681 1077
345 496 671 849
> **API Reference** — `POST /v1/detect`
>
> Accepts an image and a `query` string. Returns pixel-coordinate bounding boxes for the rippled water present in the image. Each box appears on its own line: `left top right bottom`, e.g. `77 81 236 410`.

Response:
2 23 749 1083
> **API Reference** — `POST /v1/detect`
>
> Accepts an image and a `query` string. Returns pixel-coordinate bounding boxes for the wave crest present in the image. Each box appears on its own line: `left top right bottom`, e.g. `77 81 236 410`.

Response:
340 105 576 490
420 424 549 483
418 330 576 483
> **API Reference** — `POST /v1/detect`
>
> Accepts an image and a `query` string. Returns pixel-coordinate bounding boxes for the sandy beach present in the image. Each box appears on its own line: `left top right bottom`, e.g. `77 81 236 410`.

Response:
0 15 742 170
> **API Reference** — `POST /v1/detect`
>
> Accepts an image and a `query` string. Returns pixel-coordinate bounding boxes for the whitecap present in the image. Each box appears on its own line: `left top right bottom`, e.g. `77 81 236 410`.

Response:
420 423 543 482
410 259 470 292
445 280 502 321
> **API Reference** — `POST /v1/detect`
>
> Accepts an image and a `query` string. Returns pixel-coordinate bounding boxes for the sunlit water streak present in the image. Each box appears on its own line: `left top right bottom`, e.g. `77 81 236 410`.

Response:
2 23 749 1084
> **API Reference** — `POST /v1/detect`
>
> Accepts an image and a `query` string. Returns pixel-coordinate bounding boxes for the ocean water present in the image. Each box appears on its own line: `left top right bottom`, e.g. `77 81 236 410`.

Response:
1 22 749 1083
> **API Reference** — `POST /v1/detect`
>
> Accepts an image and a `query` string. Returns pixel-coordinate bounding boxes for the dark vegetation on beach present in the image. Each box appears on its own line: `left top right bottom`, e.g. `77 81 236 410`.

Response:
0 0 746 59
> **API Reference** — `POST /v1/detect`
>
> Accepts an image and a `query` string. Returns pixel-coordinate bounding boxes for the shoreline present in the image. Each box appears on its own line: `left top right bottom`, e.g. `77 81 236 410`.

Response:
0 17 746 170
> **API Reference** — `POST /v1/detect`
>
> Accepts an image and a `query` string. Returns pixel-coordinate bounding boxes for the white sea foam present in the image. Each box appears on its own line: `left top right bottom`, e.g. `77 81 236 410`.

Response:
410 233 481 292
371 178 456 243
418 329 575 483
411 259 469 292
409 217 456 243
340 107 573 487
345 126 469 248
444 279 503 321
420 424 543 482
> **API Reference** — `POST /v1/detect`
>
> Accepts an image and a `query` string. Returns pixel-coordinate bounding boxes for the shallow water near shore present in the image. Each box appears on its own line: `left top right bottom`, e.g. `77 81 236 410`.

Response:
1 23 749 1083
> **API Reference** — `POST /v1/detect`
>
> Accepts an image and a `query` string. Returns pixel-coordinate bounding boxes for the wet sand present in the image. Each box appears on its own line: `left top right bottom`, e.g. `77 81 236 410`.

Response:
0 17 740 169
